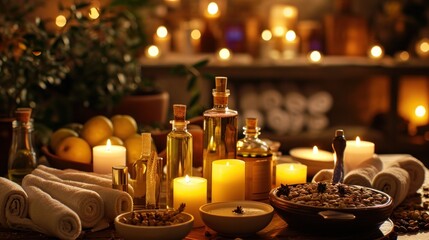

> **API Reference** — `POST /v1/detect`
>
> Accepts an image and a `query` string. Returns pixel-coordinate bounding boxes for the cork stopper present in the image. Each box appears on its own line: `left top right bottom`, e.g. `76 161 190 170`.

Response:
15 108 32 122
173 104 187 122
335 129 344 137
245 117 259 133
112 165 128 192
141 132 152 156
215 76 227 92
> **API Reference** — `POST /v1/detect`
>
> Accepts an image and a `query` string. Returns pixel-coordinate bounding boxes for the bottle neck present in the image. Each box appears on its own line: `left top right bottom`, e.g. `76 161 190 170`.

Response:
11 120 34 150
170 120 189 131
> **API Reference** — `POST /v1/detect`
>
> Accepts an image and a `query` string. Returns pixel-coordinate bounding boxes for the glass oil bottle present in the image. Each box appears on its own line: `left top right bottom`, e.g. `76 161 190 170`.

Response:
129 132 152 207
237 118 272 200
203 76 238 196
8 108 37 185
166 104 193 209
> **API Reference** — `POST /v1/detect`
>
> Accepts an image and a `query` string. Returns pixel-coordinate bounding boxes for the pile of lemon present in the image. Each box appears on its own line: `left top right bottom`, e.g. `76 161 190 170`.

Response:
50 115 143 164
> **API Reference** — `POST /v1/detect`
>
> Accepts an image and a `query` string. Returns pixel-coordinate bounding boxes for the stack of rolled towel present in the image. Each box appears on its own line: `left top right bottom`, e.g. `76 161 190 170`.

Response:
312 155 426 208
0 165 133 239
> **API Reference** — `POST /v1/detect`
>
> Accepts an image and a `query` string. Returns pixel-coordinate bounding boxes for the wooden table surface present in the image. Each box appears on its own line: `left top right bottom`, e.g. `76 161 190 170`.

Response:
2 154 429 239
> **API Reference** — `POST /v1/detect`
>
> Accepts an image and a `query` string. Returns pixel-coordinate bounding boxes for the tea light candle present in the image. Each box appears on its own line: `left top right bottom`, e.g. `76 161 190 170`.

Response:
290 146 333 162
212 159 245 202
93 139 126 174
283 30 299 59
276 163 307 186
174 175 207 227
344 137 375 173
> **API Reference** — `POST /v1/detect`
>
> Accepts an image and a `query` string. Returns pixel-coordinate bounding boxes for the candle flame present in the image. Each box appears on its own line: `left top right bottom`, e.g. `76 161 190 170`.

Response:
106 139 112 151
185 175 190 183
415 105 427 118
356 136 361 145
207 2 219 15
312 146 319 154
218 48 231 60
289 164 295 171
285 30 296 42
261 29 272 41
156 26 168 38
226 161 230 167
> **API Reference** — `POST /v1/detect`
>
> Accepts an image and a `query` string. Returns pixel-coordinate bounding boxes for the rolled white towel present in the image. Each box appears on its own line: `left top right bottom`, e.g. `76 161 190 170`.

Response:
306 114 329 132
260 88 283 111
22 174 104 228
386 156 426 195
372 167 410 208
283 91 307 114
312 169 333 183
0 177 28 228
36 165 134 197
266 108 290 134
344 156 383 187
32 169 132 222
239 91 260 110
307 90 333 115
23 185 81 240
288 113 305 134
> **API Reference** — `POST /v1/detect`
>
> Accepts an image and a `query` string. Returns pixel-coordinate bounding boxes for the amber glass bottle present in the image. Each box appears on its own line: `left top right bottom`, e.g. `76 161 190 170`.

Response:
237 118 272 200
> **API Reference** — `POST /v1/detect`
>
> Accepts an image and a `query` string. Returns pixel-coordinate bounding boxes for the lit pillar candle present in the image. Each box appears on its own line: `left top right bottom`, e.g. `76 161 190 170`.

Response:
173 175 207 227
344 137 375 173
212 159 245 202
283 30 299 59
276 163 307 186
154 26 171 55
93 139 126 174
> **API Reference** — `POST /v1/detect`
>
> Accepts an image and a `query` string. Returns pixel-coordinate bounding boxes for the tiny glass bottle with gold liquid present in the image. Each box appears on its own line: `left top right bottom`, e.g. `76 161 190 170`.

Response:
166 104 193 209
8 108 37 185
237 117 272 200
203 76 238 196
129 132 152 207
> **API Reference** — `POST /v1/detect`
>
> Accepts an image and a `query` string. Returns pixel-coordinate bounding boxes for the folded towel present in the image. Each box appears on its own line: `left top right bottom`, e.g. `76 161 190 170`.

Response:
307 90 333 115
22 174 104 228
312 169 333 183
36 165 135 197
22 185 81 240
260 88 283 111
32 169 132 221
344 156 383 187
386 156 426 195
266 108 290 134
372 167 410 208
283 91 307 114
0 177 28 228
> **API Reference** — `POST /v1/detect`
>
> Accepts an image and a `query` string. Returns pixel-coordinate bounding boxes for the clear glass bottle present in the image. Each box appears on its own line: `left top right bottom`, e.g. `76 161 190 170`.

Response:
8 108 37 185
203 76 238 196
237 118 272 200
166 104 193 209
129 132 151 207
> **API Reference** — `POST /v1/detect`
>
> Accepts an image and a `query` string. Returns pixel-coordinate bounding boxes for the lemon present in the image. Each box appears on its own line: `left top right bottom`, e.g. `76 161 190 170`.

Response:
124 134 142 167
111 114 138 141
56 136 92 164
81 115 114 147
50 128 79 153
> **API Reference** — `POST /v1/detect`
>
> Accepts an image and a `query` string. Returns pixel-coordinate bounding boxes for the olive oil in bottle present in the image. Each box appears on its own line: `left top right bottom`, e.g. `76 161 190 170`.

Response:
203 76 238 196
237 118 272 200
8 108 37 185
166 104 193 209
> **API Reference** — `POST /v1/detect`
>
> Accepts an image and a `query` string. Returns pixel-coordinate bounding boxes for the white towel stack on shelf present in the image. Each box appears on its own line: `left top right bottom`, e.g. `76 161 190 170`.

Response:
238 82 333 135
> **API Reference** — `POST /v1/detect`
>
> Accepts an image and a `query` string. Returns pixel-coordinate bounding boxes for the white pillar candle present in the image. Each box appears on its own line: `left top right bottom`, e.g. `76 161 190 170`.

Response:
154 26 171 55
276 163 307 186
93 140 126 174
173 175 207 227
344 137 375 173
212 159 245 203
290 146 334 161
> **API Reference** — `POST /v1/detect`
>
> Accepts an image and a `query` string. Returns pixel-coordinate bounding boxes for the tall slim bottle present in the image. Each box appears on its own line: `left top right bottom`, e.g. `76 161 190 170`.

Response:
237 118 272 200
129 132 152 207
203 76 238 196
8 108 37 185
166 104 193 209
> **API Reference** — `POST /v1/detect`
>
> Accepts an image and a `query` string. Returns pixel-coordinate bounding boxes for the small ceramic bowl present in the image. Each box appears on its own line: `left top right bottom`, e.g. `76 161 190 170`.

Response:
114 210 194 240
41 146 93 172
199 201 274 237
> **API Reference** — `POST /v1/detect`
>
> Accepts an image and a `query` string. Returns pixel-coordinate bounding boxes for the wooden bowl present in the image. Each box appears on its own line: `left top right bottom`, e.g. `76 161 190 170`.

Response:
41 146 93 172
269 183 394 233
